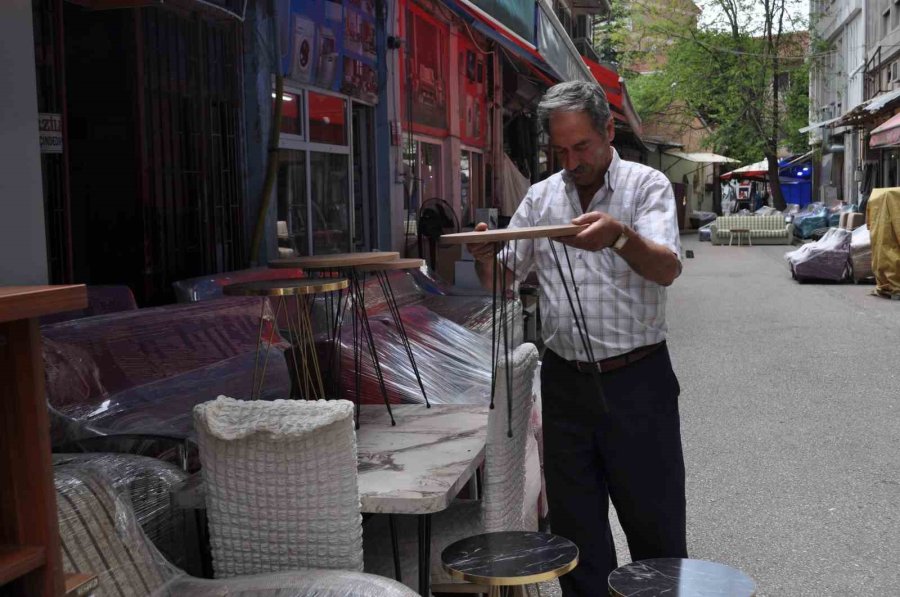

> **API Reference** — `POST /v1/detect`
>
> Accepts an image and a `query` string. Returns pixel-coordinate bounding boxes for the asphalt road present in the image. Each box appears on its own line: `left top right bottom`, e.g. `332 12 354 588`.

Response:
656 235 900 596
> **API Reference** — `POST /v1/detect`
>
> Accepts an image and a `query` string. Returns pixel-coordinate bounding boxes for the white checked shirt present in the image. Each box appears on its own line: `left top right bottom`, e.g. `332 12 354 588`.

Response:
501 150 681 361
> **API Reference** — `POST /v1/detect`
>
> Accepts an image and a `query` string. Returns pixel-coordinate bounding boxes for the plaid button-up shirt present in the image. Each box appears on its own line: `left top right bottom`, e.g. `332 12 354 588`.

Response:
501 150 681 361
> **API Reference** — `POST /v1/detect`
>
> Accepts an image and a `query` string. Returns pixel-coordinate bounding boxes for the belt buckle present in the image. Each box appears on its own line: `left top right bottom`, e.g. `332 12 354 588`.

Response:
575 360 597 373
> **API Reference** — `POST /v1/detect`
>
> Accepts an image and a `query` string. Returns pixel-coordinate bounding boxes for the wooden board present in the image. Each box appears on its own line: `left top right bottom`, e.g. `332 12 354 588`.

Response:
269 251 400 269
0 285 87 324
355 258 425 273
439 225 587 245
223 278 349 297
0 546 45 586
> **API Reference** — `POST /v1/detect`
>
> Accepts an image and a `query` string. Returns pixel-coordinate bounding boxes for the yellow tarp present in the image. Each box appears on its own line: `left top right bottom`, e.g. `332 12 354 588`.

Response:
867 187 900 297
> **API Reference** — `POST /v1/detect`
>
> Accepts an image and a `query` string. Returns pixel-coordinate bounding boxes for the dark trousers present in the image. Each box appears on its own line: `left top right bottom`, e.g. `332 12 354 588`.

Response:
541 345 687 596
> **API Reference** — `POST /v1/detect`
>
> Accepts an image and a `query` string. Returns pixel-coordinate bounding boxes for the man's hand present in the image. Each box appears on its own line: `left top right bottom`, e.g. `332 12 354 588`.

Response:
559 211 625 252
466 222 498 263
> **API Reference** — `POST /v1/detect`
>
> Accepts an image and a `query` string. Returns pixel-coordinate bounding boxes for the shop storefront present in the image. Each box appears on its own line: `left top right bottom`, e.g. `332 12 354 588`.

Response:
275 0 381 256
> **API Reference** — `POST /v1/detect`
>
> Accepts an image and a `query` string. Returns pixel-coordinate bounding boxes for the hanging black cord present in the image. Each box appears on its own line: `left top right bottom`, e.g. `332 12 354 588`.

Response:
548 241 608 413
377 271 430 408
489 242 499 410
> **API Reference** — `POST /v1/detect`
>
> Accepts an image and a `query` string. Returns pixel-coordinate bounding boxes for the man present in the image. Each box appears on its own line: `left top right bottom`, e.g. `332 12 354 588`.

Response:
467 80 687 595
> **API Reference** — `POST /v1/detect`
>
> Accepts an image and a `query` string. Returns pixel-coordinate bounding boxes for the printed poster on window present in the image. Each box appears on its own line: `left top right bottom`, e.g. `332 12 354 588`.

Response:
279 0 378 103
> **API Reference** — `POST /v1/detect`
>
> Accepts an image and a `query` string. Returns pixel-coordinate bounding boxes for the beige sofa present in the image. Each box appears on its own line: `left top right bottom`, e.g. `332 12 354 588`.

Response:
710 214 794 245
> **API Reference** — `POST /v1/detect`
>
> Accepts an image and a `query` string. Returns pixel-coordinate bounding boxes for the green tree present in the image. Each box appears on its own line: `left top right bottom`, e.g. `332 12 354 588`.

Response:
625 0 809 210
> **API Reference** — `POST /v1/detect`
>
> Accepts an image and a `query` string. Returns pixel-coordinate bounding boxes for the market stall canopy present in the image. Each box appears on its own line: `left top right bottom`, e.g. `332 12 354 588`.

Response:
663 150 738 163
869 112 900 149
719 159 770 180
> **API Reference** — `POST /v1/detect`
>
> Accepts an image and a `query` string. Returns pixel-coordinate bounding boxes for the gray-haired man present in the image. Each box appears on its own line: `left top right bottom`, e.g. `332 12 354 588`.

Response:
467 81 687 594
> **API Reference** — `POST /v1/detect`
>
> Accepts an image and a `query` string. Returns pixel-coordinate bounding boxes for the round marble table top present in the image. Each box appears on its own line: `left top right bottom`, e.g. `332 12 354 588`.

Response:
268 251 399 269
222 278 348 296
441 531 578 586
608 558 757 597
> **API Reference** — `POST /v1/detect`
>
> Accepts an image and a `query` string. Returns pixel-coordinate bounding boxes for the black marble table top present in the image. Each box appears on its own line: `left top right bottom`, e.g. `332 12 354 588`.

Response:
608 558 756 596
441 531 578 586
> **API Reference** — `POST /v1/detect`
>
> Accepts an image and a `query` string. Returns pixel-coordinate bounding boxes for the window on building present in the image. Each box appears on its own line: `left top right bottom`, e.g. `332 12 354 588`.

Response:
403 138 444 212
275 84 352 256
460 149 484 225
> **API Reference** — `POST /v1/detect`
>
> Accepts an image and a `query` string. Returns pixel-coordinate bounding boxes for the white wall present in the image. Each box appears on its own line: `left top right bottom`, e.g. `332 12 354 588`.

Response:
0 0 48 284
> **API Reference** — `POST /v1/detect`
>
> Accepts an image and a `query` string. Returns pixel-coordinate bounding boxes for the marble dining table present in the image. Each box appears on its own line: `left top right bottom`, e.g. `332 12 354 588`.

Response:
170 403 489 596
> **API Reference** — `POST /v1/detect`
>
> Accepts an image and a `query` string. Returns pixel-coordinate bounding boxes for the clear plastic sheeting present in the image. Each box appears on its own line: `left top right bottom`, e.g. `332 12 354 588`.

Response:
53 453 191 572
850 225 874 283
43 297 290 444
336 304 526 405
157 570 418 596
792 203 829 239
785 228 852 282
54 461 417 597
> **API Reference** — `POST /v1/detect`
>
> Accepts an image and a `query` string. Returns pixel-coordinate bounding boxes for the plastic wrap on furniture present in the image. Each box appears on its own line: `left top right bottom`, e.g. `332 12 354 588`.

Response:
53 453 190 571
40 285 138 325
194 398 363 577
42 297 288 444
364 343 541 590
785 228 852 281
54 461 416 597
850 225 874 283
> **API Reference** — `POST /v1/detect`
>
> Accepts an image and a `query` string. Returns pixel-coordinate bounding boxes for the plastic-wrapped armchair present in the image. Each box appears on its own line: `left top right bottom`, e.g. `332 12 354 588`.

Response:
364 343 542 593
54 462 417 596
194 397 363 577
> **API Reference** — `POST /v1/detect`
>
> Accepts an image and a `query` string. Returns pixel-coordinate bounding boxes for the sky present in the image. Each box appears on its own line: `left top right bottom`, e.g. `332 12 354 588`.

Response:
693 0 811 33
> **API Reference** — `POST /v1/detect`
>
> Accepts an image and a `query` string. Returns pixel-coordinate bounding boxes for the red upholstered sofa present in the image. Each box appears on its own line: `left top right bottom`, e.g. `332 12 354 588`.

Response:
43 296 290 444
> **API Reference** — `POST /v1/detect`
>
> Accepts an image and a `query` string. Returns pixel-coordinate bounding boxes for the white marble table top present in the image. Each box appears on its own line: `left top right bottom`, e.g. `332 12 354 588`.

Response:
170 403 489 516
357 404 488 515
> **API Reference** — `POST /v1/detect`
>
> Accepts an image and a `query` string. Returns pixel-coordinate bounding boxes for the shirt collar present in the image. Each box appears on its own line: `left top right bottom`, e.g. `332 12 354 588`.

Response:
561 148 620 210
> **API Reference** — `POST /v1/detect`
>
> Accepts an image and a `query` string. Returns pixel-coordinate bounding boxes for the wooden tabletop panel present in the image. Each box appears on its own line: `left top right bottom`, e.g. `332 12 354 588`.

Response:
440 225 587 245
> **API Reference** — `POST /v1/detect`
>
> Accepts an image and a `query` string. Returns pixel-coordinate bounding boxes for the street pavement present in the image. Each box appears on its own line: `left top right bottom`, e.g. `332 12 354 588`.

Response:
539 234 899 596
665 235 900 596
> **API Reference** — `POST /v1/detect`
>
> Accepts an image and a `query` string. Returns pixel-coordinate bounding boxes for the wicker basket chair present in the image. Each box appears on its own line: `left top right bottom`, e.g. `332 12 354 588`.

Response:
194 397 363 577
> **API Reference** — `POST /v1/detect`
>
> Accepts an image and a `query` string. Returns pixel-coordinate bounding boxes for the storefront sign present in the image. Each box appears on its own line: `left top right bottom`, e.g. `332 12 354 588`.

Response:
38 113 63 154
280 0 378 103
461 0 535 44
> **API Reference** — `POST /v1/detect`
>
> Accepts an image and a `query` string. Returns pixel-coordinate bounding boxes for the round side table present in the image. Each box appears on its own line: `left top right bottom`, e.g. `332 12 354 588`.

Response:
224 278 348 401
442 531 578 596
608 558 756 596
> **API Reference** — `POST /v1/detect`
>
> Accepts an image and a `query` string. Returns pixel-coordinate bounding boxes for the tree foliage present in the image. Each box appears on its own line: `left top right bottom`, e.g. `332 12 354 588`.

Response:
622 0 809 208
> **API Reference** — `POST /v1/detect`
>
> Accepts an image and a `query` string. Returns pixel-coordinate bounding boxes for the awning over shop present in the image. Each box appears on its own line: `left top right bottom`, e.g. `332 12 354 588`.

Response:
835 88 900 127
581 56 642 138
798 116 842 134
869 112 900 148
663 150 737 163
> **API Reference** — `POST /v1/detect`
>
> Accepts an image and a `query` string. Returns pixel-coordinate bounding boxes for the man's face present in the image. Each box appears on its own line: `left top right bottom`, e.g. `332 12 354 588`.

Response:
549 110 615 190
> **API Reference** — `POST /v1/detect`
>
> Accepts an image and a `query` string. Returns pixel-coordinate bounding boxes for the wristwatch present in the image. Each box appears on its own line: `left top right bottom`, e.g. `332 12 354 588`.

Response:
612 229 629 252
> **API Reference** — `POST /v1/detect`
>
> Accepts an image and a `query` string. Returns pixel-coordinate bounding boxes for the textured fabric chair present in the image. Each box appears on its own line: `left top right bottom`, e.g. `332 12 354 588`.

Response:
194 397 363 577
55 461 416 597
364 343 542 592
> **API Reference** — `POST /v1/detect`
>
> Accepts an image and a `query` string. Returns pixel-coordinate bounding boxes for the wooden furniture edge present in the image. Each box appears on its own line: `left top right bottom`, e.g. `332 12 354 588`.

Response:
0 285 87 324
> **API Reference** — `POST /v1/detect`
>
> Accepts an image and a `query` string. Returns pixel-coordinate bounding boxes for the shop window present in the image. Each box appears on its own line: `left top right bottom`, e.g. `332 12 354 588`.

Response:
310 152 351 254
308 91 347 145
276 149 309 257
403 138 444 210
404 6 448 132
461 149 484 224
276 91 304 136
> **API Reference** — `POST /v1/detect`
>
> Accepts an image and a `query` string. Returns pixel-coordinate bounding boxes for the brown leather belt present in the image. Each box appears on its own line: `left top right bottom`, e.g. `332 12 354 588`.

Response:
566 341 665 374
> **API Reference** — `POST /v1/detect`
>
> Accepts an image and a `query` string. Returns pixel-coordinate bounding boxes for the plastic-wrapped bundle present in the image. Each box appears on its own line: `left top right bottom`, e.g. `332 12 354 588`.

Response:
53 453 191 571
792 203 830 239
850 225 874 283
334 304 500 405
43 297 290 444
785 228 852 281
54 462 417 596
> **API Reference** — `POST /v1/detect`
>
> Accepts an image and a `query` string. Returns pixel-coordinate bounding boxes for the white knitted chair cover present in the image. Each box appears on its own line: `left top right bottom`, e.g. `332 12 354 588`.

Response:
364 343 540 591
194 397 363 578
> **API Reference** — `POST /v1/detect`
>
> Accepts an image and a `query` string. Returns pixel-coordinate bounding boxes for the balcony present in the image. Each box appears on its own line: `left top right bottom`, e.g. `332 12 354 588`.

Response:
574 37 601 62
